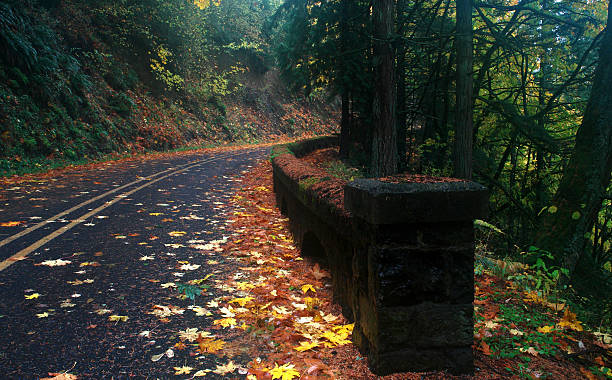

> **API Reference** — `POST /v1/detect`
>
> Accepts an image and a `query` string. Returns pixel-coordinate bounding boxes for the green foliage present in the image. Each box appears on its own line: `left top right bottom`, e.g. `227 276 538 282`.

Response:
325 160 364 182
298 176 324 191
108 92 135 117
509 247 570 296
176 282 203 302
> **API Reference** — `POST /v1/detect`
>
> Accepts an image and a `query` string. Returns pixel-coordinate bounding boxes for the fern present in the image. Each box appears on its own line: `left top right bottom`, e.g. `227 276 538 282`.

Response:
0 3 38 71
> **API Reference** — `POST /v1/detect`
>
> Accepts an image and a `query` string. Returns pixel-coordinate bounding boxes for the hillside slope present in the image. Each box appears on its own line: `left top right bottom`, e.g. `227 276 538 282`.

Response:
0 0 338 176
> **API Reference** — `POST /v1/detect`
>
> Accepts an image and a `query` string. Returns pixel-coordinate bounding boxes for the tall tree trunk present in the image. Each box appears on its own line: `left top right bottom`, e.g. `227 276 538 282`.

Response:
371 0 398 177
339 0 350 159
454 0 474 179
535 3 612 276
396 0 407 169
340 92 351 158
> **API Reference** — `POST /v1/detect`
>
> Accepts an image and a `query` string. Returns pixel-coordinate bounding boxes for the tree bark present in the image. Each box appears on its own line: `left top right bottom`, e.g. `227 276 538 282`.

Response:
371 0 398 177
340 92 350 158
396 0 407 169
535 2 612 276
338 0 350 159
454 0 474 179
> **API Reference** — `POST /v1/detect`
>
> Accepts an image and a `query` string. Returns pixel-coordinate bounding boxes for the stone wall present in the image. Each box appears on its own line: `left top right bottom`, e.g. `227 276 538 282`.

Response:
271 137 488 375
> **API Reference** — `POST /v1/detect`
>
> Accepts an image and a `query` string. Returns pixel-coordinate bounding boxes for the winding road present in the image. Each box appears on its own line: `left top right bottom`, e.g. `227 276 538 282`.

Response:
0 146 269 378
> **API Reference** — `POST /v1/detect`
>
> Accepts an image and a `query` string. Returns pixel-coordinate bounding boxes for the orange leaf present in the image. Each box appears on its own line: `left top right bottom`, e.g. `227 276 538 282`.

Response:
0 221 23 227
480 341 491 356
579 367 598 380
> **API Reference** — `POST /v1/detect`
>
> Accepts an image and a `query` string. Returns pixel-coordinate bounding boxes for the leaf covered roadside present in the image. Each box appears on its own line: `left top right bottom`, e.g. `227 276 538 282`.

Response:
218 159 612 379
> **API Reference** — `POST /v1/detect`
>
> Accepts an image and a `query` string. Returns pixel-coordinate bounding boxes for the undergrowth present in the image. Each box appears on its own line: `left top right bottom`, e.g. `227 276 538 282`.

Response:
475 219 612 341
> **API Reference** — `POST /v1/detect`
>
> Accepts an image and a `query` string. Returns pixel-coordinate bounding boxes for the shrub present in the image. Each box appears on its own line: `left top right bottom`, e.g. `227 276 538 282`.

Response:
108 92 135 116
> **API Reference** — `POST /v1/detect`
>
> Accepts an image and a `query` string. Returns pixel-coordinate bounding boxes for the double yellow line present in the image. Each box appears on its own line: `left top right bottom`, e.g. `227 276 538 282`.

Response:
0 150 249 272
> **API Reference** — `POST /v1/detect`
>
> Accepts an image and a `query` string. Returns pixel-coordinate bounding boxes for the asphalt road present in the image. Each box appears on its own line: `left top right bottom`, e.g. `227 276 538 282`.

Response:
0 146 269 378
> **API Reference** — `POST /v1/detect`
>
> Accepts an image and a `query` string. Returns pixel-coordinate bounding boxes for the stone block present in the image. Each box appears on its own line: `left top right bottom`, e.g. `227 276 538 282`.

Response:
345 179 488 225
367 345 474 375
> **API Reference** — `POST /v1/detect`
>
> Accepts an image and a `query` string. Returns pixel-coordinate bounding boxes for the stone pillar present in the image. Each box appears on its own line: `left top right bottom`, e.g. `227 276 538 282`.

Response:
344 179 488 375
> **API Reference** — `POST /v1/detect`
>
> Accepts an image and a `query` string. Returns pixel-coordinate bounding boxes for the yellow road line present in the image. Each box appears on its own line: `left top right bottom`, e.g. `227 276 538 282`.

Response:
0 155 219 250
0 150 248 272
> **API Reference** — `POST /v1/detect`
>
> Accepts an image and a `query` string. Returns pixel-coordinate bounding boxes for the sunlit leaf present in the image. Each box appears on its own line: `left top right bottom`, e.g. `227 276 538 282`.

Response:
38 259 71 267
295 340 319 352
212 360 237 375
213 317 237 328
108 315 129 322
173 366 193 375
268 363 300 380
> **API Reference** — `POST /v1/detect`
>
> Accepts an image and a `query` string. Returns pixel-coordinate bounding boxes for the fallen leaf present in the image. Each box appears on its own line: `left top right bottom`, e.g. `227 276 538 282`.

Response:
179 328 201 342
269 363 300 380
108 315 129 322
0 221 23 227
173 366 193 375
295 340 320 352
179 263 200 271
38 259 71 267
537 325 555 334
41 373 78 380
213 317 237 328
229 297 254 307
213 360 237 375
197 337 225 354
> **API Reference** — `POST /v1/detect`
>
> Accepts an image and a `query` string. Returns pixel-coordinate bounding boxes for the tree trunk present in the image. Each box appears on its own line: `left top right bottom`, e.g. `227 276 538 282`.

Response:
535 3 612 276
371 0 398 177
339 0 350 159
396 0 407 169
340 92 350 158
454 0 474 179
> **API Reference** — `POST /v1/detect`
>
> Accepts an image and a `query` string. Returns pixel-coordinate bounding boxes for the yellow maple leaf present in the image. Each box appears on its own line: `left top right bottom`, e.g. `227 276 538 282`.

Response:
36 312 49 318
79 262 100 267
213 317 237 328
268 363 300 380
108 315 129 322
25 293 41 299
149 212 163 216
523 291 545 304
301 284 316 294
294 340 319 352
229 297 254 307
197 338 225 353
557 308 583 331
234 281 255 290
173 366 193 375
168 231 187 237
304 297 320 308
321 330 351 346
537 325 555 333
